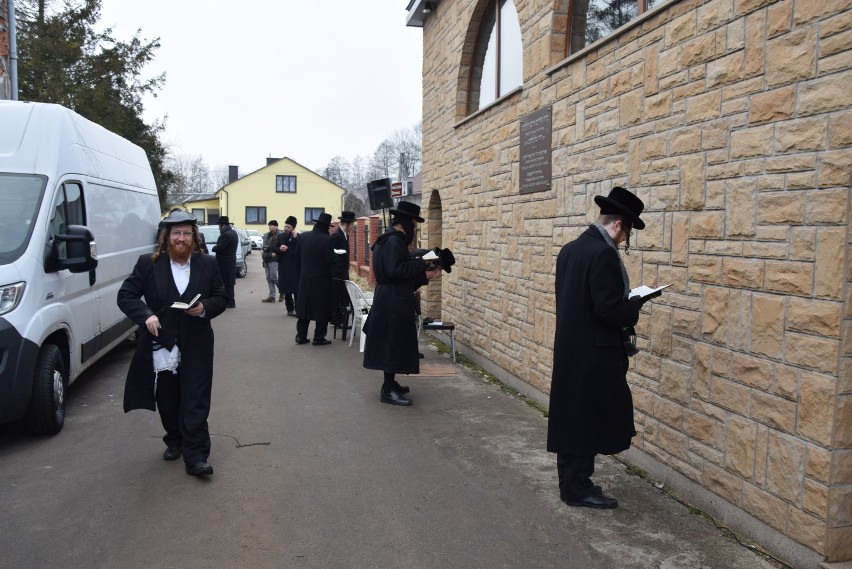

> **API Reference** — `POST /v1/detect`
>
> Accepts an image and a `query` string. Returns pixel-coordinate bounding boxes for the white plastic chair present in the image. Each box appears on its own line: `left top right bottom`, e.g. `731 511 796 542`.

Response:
344 280 373 352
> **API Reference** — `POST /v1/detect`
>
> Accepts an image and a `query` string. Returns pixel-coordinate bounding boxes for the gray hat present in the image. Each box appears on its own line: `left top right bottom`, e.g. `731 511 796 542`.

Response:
161 210 197 226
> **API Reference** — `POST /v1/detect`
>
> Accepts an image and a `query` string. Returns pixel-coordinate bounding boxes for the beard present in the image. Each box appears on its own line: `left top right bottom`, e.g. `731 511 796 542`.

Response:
168 240 192 263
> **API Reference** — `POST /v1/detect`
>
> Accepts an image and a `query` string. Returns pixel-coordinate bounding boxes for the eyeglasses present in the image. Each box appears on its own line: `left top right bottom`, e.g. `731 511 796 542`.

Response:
170 230 193 238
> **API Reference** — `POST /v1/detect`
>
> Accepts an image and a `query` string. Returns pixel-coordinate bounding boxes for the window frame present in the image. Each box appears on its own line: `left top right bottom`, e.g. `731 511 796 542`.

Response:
304 207 325 226
565 0 658 58
466 0 523 115
276 175 297 193
245 206 267 225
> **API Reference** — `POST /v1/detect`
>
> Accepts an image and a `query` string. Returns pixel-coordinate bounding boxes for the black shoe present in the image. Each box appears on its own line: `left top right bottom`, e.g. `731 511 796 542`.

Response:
295 336 310 345
563 493 618 509
312 338 332 346
163 447 182 461
392 381 410 394
226 303 236 309
287 311 297 317
380 389 412 406
186 461 214 476
418 352 425 359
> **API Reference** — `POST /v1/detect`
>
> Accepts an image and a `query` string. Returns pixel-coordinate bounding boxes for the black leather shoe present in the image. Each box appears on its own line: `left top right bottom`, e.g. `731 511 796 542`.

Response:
295 336 310 344
392 381 410 394
287 311 297 317
312 338 332 346
418 352 425 359
380 389 412 406
163 447 182 461
186 461 214 476
563 493 618 509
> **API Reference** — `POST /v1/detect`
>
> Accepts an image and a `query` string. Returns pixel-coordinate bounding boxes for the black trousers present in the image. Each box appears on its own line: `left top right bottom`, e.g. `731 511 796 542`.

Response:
556 453 596 500
155 368 212 466
283 293 296 312
297 318 328 340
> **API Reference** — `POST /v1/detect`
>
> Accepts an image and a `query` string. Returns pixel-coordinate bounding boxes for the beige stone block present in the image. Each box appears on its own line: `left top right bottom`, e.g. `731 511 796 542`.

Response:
786 171 817 190
693 342 712 399
786 332 839 375
757 192 804 224
818 149 852 187
742 482 788 531
726 180 757 237
732 353 773 390
723 258 764 289
794 0 852 25
765 260 813 295
647 91 673 120
752 390 797 433
767 28 817 87
655 396 685 429
661 360 692 403
634 351 662 381
690 211 725 239
798 70 852 115
776 117 827 153
708 51 746 88
734 0 775 16
820 28 852 59
703 287 734 342
693 396 729 422
806 444 832 482
829 486 852 526
672 307 700 339
683 33 717 67
744 8 767 77
765 153 816 173
620 89 643 126
650 305 673 357
815 228 845 300
767 431 806 502
797 372 836 446
710 376 750 415
832 449 852 484
726 415 757 478
826 527 852 562
835 394 852 447
666 11 698 47
672 213 690 265
751 294 784 357
731 124 774 159
827 110 852 148
671 127 702 155
787 298 842 337
704 463 742 504
788 508 826 555
697 0 734 32
790 227 816 261
767 0 793 38
684 410 720 447
749 86 795 123
742 241 788 259
680 155 706 209
686 90 722 123
774 364 799 401
806 189 848 224
804 479 830 519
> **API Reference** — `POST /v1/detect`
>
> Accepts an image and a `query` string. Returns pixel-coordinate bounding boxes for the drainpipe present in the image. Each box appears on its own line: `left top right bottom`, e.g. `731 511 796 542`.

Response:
8 0 17 100
220 188 228 219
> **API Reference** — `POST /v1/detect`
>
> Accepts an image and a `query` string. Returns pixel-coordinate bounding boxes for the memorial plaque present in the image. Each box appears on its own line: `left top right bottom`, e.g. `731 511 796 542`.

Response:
519 106 552 194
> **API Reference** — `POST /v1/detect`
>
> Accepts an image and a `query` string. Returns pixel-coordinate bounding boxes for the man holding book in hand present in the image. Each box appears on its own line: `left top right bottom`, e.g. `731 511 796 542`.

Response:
117 210 227 477
548 186 661 509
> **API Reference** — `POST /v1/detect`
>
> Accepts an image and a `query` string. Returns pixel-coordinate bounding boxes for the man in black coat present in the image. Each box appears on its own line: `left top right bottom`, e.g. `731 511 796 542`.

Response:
363 201 442 406
275 215 300 316
330 211 355 336
212 216 238 308
294 212 335 345
548 186 659 508
117 210 227 477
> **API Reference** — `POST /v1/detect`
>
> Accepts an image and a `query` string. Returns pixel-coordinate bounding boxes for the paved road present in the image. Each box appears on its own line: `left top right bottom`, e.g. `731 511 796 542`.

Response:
0 264 779 568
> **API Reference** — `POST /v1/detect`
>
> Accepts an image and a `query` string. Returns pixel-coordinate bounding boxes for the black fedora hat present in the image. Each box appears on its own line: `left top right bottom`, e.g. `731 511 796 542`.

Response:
437 247 456 274
218 215 231 226
593 187 645 230
314 212 332 226
339 211 356 223
162 210 197 226
389 201 425 223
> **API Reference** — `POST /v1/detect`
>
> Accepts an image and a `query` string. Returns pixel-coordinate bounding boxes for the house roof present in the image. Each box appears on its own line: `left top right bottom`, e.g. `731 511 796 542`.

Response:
214 156 346 197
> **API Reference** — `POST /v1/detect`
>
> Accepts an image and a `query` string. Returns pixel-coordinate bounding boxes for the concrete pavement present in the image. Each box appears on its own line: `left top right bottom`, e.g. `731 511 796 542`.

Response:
0 265 785 568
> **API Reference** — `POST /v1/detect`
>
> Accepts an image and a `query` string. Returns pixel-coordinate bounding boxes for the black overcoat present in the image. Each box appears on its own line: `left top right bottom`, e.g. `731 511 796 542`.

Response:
329 227 350 280
294 225 334 322
275 230 300 294
362 230 427 374
547 226 642 456
117 253 227 412
213 226 238 285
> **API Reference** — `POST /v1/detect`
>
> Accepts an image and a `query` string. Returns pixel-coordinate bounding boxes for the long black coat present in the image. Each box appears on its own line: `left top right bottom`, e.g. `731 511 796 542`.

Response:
294 225 334 322
275 230 299 294
547 226 642 456
363 230 427 374
117 253 227 412
329 227 350 280
213 226 238 285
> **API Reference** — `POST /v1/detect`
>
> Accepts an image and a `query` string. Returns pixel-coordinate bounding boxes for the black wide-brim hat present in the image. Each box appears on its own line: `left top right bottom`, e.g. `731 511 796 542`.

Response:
593 186 645 230
314 212 333 226
161 210 198 226
339 211 356 223
437 248 455 274
389 200 425 223
218 215 231 226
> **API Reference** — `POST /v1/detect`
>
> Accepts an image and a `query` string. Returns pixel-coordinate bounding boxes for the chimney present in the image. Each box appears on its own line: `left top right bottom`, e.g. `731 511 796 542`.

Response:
266 157 281 166
228 165 239 183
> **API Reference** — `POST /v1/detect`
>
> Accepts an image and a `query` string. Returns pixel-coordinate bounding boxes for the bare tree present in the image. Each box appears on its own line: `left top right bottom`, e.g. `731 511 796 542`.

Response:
165 153 216 206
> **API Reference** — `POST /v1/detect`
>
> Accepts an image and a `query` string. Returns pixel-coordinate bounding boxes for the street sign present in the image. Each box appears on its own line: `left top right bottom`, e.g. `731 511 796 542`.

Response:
391 181 403 198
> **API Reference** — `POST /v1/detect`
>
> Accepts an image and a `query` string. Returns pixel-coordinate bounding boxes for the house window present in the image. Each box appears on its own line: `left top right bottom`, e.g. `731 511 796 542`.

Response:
568 0 661 55
304 207 325 225
246 206 267 225
276 175 297 193
191 208 205 224
468 0 523 114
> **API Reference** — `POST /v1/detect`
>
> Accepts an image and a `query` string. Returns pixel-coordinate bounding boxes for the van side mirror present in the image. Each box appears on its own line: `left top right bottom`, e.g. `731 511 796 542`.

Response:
52 225 99 273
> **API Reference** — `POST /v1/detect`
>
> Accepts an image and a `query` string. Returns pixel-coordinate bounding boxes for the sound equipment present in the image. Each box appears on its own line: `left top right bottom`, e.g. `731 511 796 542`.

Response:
367 178 392 211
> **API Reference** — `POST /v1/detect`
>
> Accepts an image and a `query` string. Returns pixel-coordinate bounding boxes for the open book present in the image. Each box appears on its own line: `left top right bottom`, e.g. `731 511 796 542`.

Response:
629 284 671 301
171 293 201 310
422 250 439 261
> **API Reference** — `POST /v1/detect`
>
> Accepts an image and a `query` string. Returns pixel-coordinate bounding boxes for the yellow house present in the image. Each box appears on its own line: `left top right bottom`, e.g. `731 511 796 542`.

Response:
184 157 345 229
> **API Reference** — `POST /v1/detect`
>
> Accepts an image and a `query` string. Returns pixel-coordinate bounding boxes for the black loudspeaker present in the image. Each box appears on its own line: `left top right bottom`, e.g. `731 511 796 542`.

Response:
367 178 392 210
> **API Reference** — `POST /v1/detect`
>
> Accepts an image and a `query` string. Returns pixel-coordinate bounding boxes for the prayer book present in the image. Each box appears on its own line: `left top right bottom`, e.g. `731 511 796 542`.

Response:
170 293 201 310
628 284 671 301
422 250 439 261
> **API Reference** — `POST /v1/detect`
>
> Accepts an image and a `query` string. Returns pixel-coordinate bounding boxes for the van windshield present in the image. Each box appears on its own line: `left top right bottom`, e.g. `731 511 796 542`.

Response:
0 174 47 264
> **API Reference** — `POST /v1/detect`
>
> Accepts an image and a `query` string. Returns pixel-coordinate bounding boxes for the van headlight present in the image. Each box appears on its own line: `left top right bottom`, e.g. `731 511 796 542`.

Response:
0 282 25 317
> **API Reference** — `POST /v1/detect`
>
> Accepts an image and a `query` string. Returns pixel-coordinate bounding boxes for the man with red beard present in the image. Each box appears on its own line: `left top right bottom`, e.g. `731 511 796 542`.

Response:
118 210 227 477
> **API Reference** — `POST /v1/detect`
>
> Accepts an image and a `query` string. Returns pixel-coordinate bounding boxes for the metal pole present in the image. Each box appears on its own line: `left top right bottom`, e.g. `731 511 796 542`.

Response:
8 0 18 100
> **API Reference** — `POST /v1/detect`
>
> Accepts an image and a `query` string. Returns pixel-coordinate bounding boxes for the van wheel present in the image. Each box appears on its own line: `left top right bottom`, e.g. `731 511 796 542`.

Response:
24 344 66 435
237 261 247 278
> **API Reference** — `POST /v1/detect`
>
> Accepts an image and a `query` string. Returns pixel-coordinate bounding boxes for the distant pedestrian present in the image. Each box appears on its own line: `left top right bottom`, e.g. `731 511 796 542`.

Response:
212 216 238 308
276 215 300 315
330 211 355 334
117 210 227 477
548 186 659 509
363 201 441 406
294 212 335 345
261 220 281 302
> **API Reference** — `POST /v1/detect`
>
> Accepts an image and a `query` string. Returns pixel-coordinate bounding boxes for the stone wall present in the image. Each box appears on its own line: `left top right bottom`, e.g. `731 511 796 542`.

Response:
418 0 851 562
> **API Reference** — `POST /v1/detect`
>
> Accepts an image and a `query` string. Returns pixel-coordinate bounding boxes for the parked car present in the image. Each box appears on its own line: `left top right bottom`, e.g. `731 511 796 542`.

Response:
247 229 263 250
198 224 248 278
236 227 252 255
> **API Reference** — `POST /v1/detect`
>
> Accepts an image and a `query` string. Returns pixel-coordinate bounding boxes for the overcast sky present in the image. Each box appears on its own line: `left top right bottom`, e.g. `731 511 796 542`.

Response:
98 1 424 175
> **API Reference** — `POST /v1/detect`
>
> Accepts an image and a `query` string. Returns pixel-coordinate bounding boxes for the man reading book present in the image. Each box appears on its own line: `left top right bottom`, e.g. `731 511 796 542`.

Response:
548 186 658 509
117 209 227 477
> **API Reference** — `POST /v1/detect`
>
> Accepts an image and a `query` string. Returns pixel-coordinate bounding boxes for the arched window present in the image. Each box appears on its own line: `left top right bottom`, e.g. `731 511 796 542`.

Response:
568 0 660 55
468 0 523 114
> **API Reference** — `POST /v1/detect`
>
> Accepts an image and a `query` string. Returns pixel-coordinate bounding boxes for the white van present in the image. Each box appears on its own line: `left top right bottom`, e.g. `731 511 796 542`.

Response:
0 101 160 434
